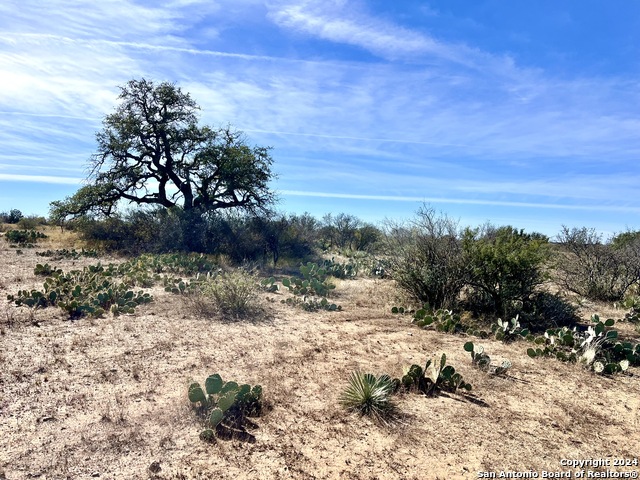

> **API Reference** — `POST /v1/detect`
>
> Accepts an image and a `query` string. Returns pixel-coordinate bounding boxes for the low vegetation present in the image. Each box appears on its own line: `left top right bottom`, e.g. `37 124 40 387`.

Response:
2 78 638 477
400 353 472 396
4 229 47 246
2 201 639 478
340 372 397 423
188 374 263 442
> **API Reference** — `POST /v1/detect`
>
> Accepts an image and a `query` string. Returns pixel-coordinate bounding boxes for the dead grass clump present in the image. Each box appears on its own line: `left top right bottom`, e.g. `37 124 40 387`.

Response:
0 303 16 328
189 269 262 320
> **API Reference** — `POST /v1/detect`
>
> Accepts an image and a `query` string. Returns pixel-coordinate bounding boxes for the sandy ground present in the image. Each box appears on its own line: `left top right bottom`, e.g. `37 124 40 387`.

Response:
1 233 639 480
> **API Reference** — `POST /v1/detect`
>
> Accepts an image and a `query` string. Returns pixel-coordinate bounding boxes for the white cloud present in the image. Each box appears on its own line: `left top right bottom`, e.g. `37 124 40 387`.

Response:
279 190 640 213
0 174 82 185
0 0 639 226
267 0 462 62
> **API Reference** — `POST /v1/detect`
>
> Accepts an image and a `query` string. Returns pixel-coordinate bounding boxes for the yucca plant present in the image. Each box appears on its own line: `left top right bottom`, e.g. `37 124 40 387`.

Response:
340 372 397 422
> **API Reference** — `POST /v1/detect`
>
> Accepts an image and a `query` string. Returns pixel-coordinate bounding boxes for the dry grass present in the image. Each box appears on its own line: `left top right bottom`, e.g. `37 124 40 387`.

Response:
0 241 639 479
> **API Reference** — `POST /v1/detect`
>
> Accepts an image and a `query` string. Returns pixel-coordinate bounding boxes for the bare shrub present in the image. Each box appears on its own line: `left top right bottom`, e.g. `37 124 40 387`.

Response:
383 206 467 309
555 227 640 302
197 269 261 319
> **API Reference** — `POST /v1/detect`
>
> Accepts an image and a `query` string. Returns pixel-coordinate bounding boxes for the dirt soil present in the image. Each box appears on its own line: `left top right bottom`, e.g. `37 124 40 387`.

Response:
1 233 639 480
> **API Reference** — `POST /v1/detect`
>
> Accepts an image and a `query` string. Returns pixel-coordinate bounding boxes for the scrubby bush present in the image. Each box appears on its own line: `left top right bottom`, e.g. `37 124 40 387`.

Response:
72 207 319 264
555 227 640 302
319 213 382 253
383 207 467 309
0 209 23 224
225 212 317 266
198 269 259 318
17 215 47 230
74 215 137 252
462 225 550 319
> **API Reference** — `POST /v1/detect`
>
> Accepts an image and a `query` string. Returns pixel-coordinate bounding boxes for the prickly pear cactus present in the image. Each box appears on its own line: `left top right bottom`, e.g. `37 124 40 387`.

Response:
397 354 471 396
188 374 263 442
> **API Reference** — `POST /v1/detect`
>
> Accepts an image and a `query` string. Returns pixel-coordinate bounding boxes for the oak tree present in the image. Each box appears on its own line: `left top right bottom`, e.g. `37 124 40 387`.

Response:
51 79 275 229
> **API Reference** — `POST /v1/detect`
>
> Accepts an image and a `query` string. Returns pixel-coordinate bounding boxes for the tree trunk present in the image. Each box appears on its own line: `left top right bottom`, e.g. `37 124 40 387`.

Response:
179 209 206 252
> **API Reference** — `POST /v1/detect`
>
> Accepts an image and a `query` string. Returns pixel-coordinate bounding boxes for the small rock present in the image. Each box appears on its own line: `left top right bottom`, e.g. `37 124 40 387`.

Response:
149 461 161 474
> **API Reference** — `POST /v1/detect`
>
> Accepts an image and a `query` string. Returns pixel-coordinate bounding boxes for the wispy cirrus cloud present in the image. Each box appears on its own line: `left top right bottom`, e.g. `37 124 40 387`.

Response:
0 0 638 235
267 0 441 60
279 190 640 213
266 0 518 71
0 173 82 185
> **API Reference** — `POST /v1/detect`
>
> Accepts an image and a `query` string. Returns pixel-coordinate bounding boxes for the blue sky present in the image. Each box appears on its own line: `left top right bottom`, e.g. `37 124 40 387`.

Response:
1 0 639 236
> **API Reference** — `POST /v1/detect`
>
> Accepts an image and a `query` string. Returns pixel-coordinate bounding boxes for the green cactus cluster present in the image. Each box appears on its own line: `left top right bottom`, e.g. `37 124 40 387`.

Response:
463 342 491 370
281 296 341 312
260 276 278 293
9 261 153 318
188 374 263 442
279 262 342 312
282 262 336 297
34 263 63 277
319 258 359 279
8 253 245 319
349 253 388 278
463 342 512 376
397 354 472 396
162 273 211 295
4 229 47 246
492 315 530 342
620 295 640 324
392 306 465 334
36 248 99 260
526 315 638 375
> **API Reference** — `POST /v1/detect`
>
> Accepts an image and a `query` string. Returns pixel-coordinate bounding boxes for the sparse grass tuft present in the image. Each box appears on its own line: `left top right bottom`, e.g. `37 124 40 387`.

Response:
198 269 260 318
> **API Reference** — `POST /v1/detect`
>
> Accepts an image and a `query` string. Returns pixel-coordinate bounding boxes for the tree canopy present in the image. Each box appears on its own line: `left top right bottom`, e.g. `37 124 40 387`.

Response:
51 78 275 223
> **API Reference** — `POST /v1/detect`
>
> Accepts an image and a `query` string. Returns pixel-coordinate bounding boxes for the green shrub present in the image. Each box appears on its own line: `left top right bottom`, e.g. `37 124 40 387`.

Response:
319 213 382 253
17 215 47 230
340 372 397 422
462 225 549 318
0 209 23 224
